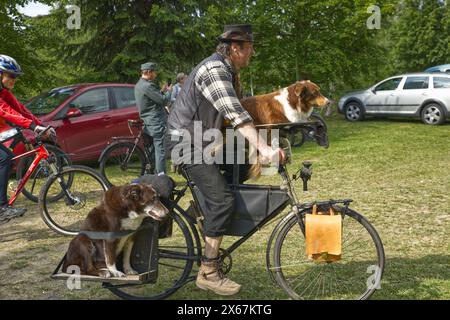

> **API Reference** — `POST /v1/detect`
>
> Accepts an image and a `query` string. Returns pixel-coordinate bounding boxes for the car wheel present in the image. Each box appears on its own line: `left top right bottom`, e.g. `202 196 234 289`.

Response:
344 102 365 122
421 103 446 125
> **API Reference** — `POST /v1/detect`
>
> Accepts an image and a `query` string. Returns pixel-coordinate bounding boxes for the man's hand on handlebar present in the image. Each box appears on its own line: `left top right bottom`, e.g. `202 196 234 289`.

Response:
34 125 57 140
259 145 286 166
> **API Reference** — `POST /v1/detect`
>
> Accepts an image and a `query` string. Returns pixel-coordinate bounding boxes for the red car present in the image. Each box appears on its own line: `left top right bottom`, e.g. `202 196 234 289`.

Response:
21 83 140 162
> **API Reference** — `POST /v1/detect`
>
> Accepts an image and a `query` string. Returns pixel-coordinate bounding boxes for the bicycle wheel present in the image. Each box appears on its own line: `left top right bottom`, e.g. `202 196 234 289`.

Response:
287 128 306 148
106 206 195 300
39 165 109 236
16 144 71 203
272 206 384 300
100 142 148 187
287 113 327 147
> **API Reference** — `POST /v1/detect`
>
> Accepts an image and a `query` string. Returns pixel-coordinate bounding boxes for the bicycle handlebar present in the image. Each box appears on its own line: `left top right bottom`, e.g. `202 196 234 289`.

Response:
36 126 51 138
36 126 57 144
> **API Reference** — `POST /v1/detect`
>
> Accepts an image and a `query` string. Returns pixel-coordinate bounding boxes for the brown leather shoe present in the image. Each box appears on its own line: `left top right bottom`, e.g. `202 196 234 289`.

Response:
196 258 241 296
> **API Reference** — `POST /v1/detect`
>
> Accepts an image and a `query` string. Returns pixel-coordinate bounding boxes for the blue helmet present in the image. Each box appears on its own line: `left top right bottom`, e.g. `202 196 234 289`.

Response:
0 55 23 76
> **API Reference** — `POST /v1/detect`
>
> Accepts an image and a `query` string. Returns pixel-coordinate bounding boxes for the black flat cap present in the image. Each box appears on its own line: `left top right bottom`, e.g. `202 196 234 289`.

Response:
218 24 253 43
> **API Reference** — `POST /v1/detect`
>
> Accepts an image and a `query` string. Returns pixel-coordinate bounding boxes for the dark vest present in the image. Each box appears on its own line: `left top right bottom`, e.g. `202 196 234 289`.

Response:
165 53 235 155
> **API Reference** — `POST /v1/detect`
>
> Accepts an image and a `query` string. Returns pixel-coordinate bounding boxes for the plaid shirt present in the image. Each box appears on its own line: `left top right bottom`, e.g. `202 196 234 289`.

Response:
194 55 253 128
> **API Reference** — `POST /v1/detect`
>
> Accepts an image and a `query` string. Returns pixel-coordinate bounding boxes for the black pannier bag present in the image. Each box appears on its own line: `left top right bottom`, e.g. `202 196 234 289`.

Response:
119 218 159 283
192 184 290 237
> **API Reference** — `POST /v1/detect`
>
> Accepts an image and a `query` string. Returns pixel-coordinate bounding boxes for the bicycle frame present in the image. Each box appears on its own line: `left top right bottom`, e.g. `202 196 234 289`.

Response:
100 120 154 173
8 143 54 205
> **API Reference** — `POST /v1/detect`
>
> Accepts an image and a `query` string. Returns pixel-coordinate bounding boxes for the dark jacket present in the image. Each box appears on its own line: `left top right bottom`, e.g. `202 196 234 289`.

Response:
166 53 241 164
135 78 169 135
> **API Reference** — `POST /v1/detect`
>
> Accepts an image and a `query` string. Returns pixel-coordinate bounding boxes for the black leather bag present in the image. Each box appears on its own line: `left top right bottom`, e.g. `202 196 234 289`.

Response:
193 184 290 236
123 218 159 283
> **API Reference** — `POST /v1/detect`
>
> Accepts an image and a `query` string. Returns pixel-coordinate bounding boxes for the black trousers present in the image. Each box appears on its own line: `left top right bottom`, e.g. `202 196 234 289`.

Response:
183 163 235 237
0 143 13 206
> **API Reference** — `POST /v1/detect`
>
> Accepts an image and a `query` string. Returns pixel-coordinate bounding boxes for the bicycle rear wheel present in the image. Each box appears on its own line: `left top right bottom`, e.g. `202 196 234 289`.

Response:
38 165 109 236
272 206 384 300
99 142 148 187
16 144 71 203
106 207 195 300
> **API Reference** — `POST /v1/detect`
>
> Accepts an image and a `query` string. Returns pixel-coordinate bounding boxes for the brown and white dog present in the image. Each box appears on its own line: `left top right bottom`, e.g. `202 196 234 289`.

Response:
62 183 169 278
240 80 330 125
236 80 330 179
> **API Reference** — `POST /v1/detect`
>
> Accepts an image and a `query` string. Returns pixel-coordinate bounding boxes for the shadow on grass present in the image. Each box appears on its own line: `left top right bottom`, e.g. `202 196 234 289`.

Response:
0 226 65 243
372 255 450 300
171 255 450 300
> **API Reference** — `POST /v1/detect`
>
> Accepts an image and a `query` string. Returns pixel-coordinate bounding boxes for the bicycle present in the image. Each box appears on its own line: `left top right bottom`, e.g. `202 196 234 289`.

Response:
53 121 385 300
0 126 108 235
12 136 71 203
99 119 154 187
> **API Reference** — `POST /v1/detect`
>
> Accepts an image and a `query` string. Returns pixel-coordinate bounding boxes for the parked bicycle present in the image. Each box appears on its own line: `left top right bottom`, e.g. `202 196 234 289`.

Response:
53 121 385 300
13 137 71 203
99 119 154 187
0 126 108 234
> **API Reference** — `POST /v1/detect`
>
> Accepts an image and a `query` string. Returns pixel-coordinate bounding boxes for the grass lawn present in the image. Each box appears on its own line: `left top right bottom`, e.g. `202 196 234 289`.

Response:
1 114 450 300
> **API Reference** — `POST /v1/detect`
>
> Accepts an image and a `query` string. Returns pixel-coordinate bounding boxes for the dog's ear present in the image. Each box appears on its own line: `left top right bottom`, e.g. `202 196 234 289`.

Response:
122 184 142 202
294 81 307 97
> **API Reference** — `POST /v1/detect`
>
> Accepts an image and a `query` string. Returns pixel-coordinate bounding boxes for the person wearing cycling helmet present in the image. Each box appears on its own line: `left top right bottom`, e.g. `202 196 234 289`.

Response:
0 54 54 224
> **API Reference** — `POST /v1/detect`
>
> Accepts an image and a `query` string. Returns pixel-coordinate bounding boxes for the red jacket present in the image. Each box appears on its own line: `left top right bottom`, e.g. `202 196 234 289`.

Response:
0 88 42 147
0 88 41 131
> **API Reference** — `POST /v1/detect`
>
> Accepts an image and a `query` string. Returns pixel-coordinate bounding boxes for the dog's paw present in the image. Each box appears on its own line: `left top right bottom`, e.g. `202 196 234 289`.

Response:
98 269 111 278
124 268 139 275
110 270 126 278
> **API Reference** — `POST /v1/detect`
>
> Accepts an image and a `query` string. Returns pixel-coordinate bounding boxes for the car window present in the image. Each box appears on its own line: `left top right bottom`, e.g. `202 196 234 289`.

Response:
433 77 450 89
375 78 402 91
69 88 110 114
112 87 136 109
403 77 429 90
26 88 77 116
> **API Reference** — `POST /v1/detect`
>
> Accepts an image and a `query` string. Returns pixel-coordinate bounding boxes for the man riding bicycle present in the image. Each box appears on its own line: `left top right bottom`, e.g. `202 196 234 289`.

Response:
0 54 54 224
166 25 285 296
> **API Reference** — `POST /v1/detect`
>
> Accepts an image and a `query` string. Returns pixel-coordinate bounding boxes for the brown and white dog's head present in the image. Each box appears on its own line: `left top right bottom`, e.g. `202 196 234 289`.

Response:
120 183 169 221
277 80 330 122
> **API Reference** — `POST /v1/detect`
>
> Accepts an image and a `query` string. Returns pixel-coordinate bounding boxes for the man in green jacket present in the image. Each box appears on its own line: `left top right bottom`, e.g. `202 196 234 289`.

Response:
135 62 170 175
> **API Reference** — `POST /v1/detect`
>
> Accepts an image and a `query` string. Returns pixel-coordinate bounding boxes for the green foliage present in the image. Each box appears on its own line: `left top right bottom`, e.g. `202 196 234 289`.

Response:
238 0 398 96
0 0 448 101
388 0 449 73
47 0 236 85
0 0 47 99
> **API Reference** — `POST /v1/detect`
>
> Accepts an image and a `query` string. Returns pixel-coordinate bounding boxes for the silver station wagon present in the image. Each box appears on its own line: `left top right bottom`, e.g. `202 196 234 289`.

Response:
338 73 450 125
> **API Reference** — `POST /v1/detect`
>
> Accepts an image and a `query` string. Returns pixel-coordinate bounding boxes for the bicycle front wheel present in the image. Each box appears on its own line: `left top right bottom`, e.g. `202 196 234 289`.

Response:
38 165 109 236
16 144 71 203
99 142 148 187
272 206 384 300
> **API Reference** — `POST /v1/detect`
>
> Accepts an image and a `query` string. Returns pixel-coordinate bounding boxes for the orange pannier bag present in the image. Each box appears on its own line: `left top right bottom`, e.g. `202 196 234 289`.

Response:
305 205 342 263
